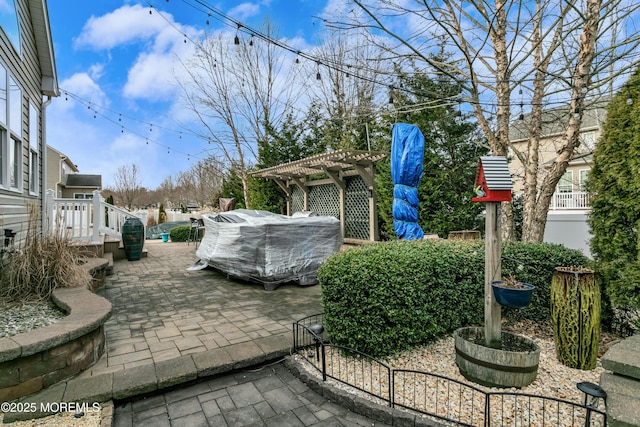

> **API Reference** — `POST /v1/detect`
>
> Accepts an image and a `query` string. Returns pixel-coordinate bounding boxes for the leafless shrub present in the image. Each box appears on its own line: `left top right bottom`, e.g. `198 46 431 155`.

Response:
0 205 91 304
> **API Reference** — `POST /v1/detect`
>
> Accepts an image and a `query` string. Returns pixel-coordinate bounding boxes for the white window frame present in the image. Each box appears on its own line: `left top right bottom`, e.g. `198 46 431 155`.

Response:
0 61 24 192
557 171 574 193
73 193 94 200
579 169 589 191
9 135 21 189
580 131 596 151
28 102 38 195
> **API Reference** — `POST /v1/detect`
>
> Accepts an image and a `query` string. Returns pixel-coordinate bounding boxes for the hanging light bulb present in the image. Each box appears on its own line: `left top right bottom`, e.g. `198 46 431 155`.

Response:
234 23 241 45
316 71 321 81
626 85 633 106
573 107 580 118
249 35 254 46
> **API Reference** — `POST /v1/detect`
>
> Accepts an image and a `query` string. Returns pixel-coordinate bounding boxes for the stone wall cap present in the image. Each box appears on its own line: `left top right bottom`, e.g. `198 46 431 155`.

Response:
601 335 640 380
0 288 112 360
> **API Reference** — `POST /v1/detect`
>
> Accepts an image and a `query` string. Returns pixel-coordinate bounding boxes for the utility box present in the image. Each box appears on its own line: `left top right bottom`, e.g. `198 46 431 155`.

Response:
472 156 513 203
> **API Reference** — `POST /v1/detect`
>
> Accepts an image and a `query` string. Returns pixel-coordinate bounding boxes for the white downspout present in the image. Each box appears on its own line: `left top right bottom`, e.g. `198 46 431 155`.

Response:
41 95 52 235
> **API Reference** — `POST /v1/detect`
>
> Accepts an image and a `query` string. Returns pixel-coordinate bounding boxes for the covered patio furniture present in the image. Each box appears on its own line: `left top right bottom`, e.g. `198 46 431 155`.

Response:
195 209 342 290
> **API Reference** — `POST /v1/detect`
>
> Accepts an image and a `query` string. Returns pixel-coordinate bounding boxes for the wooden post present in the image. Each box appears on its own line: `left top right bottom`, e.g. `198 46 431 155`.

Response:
485 202 502 348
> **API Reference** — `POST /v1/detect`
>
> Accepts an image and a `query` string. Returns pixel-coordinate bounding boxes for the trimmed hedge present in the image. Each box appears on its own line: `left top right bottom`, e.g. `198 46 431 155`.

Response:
318 239 589 358
169 226 191 242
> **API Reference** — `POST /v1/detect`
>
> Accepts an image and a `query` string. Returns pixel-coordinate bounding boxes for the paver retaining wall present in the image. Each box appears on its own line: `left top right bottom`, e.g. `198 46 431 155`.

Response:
0 287 112 402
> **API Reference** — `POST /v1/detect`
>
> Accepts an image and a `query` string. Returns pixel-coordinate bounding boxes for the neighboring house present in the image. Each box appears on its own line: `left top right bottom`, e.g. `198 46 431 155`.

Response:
508 99 607 206
0 0 59 244
46 145 102 198
508 99 609 257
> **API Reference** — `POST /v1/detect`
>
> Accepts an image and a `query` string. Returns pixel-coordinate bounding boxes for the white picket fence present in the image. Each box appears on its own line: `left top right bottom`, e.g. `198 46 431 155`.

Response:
44 189 144 243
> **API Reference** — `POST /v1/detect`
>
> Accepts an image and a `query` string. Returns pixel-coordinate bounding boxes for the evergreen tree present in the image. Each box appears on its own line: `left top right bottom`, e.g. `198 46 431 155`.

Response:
250 108 327 212
377 59 486 239
219 165 247 209
158 204 167 224
588 67 640 311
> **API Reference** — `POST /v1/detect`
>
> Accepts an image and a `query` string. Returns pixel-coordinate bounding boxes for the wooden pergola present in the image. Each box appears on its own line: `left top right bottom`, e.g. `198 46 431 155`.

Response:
251 150 387 243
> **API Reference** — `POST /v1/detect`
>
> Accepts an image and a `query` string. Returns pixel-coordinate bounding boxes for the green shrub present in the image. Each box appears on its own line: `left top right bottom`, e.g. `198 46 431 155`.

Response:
318 239 589 358
169 226 191 242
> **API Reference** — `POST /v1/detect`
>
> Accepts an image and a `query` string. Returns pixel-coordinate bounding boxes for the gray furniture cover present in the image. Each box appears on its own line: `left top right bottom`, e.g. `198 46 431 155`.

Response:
195 209 342 290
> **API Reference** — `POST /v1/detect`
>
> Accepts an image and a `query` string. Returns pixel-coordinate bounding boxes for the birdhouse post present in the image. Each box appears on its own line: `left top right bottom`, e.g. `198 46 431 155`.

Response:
472 156 513 348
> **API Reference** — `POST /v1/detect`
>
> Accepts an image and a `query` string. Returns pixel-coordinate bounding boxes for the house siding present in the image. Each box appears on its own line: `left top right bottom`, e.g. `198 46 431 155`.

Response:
0 0 47 242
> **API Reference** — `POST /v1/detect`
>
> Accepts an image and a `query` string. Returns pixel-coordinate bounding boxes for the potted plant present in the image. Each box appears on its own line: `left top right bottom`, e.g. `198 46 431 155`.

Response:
492 274 535 309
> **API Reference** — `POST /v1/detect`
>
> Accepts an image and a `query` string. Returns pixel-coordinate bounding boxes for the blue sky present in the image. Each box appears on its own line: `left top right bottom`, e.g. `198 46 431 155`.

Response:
46 0 336 189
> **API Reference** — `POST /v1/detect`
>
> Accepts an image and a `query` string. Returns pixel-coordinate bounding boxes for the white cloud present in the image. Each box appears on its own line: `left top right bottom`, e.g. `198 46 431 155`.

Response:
74 4 168 50
56 72 108 112
228 3 261 21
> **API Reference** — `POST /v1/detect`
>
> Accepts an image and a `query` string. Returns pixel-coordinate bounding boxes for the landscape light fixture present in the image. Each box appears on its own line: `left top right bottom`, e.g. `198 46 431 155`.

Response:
308 323 324 362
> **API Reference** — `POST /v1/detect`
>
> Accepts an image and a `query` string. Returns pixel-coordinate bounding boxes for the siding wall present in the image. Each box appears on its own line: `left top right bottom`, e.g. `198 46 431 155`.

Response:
543 211 592 258
0 0 46 242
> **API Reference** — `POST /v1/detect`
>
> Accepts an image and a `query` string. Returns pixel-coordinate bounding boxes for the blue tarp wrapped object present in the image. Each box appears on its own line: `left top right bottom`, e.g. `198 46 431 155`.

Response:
391 123 425 240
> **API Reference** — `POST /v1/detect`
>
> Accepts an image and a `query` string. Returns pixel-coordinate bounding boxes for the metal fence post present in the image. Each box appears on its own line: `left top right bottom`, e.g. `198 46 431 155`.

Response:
485 393 491 427
321 342 326 382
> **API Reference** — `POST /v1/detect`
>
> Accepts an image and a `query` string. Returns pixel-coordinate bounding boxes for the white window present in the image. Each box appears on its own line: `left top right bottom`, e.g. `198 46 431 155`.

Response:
73 193 93 199
581 131 596 151
0 61 24 191
557 171 573 193
9 76 21 138
10 136 21 189
0 0 21 55
0 129 4 187
28 102 38 194
579 169 589 191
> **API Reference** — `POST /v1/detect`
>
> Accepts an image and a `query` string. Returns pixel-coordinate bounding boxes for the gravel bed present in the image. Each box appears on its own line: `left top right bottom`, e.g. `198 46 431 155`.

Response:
0 302 66 338
295 321 617 426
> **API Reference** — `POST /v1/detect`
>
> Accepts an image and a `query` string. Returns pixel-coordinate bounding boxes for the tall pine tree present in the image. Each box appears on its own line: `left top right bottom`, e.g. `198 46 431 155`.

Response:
588 67 640 312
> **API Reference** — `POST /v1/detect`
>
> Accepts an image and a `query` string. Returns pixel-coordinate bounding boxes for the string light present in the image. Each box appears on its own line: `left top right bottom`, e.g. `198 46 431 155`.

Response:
151 0 622 113
626 85 633 106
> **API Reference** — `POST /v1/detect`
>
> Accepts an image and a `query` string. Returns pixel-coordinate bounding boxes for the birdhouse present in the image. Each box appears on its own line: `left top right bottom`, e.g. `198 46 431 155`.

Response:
472 156 513 203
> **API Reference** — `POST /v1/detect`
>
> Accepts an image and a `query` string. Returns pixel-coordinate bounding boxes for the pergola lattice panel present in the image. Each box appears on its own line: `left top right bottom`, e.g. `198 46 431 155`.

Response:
344 176 370 240
252 150 386 242
308 185 340 219
291 186 304 214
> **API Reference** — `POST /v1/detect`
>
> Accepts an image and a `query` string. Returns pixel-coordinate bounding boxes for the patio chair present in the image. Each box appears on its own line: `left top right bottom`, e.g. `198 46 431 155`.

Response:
188 218 205 247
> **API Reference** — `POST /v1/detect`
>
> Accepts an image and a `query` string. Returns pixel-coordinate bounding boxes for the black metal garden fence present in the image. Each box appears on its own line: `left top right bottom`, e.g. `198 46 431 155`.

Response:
293 314 607 427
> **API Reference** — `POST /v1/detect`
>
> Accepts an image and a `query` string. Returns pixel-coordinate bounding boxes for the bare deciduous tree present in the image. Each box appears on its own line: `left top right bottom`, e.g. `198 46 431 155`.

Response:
334 0 640 241
113 163 142 211
177 20 303 208
174 156 225 208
